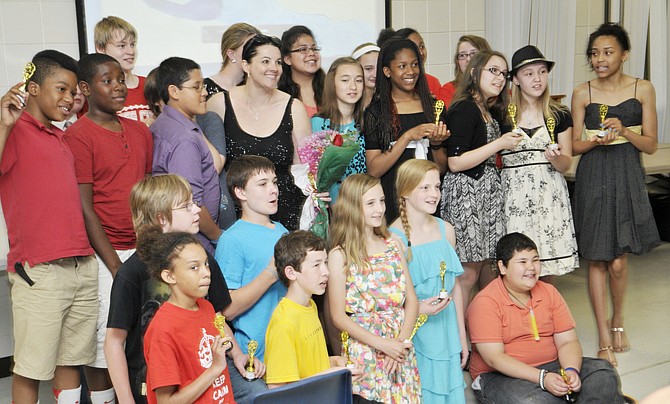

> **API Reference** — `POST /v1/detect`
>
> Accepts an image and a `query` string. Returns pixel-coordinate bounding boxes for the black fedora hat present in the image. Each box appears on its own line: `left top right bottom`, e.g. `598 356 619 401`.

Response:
510 45 555 76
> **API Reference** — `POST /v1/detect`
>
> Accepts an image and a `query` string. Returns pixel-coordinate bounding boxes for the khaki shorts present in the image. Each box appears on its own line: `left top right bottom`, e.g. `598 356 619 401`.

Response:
9 255 98 380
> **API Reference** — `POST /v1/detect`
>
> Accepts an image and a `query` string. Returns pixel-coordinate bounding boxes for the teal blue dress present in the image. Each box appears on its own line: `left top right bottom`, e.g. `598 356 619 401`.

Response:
390 218 467 404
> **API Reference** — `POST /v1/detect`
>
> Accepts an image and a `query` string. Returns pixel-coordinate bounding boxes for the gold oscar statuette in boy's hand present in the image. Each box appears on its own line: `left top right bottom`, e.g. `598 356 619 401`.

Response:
244 340 258 381
17 62 36 106
404 314 428 343
340 331 355 369
434 100 445 125
212 313 232 352
546 117 558 150
598 104 609 138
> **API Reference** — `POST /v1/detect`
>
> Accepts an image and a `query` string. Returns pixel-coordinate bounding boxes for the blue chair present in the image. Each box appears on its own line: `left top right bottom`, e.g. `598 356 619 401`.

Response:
250 368 353 404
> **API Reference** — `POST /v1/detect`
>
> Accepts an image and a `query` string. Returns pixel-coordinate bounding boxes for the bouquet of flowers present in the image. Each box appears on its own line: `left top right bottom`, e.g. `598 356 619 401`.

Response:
291 129 360 239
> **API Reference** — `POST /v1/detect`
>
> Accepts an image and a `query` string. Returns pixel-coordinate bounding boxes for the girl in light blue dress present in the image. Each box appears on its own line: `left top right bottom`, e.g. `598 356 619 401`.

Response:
390 159 467 404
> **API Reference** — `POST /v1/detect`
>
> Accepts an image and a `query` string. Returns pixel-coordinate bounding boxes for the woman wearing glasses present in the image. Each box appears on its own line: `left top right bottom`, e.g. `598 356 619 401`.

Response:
440 50 522 313
278 25 325 118
441 35 491 108
207 34 312 231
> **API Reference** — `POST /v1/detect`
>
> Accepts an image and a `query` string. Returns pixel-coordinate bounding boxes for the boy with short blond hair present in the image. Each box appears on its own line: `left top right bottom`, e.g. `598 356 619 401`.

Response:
0 50 98 404
94 15 154 124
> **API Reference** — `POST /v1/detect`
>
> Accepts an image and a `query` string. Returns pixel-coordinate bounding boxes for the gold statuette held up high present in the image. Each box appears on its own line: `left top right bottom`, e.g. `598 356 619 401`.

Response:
18 62 36 93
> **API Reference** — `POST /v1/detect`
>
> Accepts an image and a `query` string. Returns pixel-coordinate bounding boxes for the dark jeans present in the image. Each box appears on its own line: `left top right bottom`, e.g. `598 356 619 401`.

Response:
228 356 268 404
475 358 625 403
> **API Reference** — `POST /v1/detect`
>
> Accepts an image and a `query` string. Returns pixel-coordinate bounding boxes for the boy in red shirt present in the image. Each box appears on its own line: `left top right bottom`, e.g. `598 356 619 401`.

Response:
0 50 98 404
64 52 153 403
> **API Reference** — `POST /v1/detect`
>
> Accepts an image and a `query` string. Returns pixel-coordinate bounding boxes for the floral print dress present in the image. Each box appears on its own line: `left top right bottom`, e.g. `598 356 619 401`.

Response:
501 122 579 276
344 238 421 403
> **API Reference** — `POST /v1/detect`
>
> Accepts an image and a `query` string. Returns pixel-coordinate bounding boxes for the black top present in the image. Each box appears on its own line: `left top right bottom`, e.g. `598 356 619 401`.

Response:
204 77 225 100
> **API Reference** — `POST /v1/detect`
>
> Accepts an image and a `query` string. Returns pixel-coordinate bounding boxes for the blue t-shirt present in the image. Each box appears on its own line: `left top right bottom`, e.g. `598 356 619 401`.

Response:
214 219 288 361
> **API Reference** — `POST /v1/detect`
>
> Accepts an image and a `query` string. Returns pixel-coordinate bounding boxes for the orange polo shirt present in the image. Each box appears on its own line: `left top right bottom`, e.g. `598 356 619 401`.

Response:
466 277 576 380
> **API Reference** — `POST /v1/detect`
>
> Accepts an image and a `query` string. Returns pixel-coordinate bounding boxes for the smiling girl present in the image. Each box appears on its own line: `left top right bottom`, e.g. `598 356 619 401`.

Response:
328 174 421 403
364 38 449 223
440 50 521 312
311 57 367 203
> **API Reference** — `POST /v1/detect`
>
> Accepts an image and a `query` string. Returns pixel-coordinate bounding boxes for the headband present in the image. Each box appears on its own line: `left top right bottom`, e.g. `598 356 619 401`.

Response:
352 44 380 60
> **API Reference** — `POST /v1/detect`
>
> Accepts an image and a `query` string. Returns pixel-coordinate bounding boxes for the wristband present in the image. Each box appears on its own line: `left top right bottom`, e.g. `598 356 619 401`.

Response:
539 369 547 391
429 143 443 150
564 367 580 376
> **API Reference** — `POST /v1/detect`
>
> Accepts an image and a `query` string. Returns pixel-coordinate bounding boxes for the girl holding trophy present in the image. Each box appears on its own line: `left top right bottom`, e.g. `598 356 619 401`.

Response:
390 159 468 403
571 23 660 367
139 227 235 403
503 45 579 282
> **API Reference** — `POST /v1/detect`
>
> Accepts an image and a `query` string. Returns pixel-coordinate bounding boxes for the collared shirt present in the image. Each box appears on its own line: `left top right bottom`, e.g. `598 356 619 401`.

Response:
467 277 576 380
0 112 93 268
151 105 220 251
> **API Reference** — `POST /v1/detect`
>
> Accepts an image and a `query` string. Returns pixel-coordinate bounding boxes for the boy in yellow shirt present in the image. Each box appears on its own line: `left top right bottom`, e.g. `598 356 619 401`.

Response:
264 231 363 387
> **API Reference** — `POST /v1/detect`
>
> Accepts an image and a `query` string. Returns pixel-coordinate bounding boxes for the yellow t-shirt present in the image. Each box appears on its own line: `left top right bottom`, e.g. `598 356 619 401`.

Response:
264 298 331 383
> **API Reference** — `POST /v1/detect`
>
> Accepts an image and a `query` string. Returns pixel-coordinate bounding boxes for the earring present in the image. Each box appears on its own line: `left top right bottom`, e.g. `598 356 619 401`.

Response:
231 59 237 63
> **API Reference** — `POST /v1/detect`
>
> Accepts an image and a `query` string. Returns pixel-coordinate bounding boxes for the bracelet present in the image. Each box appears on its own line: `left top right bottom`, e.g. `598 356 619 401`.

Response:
564 367 580 376
429 143 443 150
538 369 547 391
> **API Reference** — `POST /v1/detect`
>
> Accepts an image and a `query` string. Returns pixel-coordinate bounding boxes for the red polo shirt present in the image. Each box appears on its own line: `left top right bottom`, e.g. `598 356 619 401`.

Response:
0 112 93 269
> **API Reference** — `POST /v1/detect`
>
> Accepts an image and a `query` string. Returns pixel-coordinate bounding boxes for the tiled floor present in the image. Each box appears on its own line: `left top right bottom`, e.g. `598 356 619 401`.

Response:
1 242 669 403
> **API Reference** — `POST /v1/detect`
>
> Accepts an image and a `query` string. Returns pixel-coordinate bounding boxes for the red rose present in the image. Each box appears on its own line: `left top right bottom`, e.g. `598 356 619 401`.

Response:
332 134 343 146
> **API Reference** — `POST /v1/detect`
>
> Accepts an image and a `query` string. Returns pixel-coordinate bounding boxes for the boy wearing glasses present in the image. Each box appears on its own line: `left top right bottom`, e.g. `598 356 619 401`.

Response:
151 57 221 254
63 52 153 403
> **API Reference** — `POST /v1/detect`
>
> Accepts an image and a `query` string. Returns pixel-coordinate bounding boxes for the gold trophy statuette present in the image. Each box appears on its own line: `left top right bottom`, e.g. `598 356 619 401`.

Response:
434 100 445 125
340 331 355 369
598 104 609 138
439 261 449 300
508 104 523 135
405 314 428 343
18 62 36 106
244 340 258 381
213 313 233 353
546 117 558 150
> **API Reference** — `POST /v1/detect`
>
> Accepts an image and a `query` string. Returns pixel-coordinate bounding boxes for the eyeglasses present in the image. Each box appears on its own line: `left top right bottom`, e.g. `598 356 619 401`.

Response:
457 50 478 60
179 83 205 92
290 46 322 55
486 67 509 79
172 201 198 211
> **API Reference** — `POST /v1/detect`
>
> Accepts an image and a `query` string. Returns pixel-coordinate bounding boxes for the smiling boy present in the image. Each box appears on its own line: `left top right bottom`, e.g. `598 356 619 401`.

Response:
0 50 98 404
64 52 153 403
94 16 154 125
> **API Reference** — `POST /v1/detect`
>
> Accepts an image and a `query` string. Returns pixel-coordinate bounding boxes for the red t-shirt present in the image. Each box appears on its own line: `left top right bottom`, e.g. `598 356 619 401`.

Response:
467 277 576 380
144 298 235 404
425 73 444 102
440 81 457 107
0 112 93 268
64 115 153 249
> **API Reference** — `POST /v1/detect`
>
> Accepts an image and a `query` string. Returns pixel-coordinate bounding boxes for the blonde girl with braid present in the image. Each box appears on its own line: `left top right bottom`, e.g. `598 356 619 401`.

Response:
389 159 468 404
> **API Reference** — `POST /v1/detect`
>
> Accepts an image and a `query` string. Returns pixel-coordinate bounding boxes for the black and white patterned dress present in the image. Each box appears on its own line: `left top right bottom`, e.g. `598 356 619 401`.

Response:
441 114 504 262
501 111 579 276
